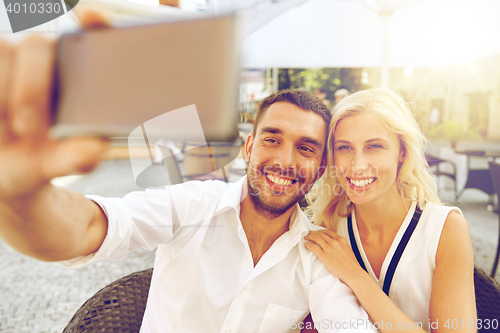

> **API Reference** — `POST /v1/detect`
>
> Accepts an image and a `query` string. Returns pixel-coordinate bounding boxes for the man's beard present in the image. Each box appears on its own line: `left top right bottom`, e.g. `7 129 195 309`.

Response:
246 163 313 219
247 177 303 219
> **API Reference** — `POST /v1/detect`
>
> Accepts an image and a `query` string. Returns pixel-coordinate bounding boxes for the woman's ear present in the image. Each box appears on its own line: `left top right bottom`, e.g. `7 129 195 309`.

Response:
399 148 406 163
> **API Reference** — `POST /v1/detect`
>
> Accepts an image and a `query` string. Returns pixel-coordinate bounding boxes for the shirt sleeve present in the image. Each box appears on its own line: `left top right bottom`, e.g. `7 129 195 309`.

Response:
309 265 376 333
57 180 226 268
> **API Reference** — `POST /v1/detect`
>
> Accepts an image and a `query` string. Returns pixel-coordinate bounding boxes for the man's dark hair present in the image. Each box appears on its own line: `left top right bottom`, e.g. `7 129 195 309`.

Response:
253 89 332 137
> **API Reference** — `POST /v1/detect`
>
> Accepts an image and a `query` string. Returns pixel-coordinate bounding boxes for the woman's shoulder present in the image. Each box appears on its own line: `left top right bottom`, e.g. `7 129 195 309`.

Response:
417 201 469 265
421 201 463 223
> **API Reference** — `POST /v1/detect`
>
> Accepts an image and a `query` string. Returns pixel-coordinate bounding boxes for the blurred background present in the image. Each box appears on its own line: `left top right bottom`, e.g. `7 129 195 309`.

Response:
1 0 500 332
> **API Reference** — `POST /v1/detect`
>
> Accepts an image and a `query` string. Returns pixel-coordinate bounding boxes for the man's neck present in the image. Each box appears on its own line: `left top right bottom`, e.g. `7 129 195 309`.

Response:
239 188 295 267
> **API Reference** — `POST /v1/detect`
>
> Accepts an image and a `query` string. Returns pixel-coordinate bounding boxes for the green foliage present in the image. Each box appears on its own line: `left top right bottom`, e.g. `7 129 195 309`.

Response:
278 68 368 106
427 120 481 148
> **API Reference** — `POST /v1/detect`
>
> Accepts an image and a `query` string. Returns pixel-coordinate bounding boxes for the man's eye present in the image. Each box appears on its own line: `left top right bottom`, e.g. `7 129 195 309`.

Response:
299 146 313 153
265 139 278 144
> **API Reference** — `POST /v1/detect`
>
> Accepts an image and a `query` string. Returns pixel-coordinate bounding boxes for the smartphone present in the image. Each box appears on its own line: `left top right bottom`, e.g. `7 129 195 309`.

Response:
51 14 241 142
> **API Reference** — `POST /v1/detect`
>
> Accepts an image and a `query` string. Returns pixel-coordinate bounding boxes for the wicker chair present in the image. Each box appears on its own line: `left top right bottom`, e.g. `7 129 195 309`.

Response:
64 267 500 333
62 269 153 333
474 268 500 329
488 161 500 278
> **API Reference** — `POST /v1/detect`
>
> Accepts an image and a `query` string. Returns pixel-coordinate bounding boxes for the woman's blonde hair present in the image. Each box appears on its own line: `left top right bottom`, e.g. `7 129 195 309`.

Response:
305 88 441 230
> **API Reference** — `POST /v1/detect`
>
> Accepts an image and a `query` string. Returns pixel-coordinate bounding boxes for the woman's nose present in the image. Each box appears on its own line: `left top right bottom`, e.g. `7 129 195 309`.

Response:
350 152 369 174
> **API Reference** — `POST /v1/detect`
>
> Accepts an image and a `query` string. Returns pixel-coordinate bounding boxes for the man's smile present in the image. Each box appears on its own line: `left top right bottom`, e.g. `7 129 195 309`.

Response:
265 172 298 187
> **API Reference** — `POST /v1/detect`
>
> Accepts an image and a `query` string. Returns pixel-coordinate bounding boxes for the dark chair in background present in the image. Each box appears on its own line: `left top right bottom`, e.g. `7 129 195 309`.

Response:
488 161 500 278
63 267 500 333
458 151 496 207
425 153 458 201
474 267 500 329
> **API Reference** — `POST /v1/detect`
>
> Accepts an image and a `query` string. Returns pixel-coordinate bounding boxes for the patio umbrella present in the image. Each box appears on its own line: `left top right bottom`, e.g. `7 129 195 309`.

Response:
242 0 500 87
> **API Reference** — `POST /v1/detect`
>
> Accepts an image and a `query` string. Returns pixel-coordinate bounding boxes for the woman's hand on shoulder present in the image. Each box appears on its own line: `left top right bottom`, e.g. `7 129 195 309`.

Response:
304 229 366 285
430 211 477 332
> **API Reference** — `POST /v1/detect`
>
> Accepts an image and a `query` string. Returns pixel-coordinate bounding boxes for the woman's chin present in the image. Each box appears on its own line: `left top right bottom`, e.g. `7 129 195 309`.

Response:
347 191 376 206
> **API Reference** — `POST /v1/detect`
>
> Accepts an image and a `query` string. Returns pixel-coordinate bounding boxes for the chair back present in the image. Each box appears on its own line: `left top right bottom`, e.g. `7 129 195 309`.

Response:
474 267 500 325
64 267 500 332
163 148 184 185
62 269 153 333
425 153 442 168
489 161 500 199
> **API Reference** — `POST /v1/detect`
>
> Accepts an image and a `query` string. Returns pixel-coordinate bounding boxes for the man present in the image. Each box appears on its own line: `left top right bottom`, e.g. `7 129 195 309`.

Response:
0 12 374 333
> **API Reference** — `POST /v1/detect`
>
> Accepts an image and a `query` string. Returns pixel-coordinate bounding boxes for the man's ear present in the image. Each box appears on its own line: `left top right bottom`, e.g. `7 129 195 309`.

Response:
245 133 254 162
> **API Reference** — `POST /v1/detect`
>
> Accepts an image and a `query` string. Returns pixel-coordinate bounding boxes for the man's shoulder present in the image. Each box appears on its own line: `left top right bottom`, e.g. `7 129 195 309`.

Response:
165 179 243 218
294 207 326 232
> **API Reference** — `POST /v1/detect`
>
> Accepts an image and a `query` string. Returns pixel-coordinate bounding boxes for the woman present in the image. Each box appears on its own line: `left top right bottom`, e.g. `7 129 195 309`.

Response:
302 89 476 332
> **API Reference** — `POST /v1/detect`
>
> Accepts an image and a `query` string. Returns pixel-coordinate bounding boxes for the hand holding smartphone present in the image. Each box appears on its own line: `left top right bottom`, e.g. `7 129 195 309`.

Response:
52 14 241 142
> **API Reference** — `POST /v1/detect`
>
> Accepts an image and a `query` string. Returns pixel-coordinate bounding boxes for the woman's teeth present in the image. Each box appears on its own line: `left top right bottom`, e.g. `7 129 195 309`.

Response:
266 173 293 186
349 178 375 187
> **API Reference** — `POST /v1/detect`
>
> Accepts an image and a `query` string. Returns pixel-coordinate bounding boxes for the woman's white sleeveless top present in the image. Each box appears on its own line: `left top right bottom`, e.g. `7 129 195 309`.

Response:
336 201 462 332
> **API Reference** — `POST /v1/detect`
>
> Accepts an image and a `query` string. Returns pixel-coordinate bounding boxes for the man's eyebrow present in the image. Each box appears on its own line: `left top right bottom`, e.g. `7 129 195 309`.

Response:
300 137 323 148
259 127 282 135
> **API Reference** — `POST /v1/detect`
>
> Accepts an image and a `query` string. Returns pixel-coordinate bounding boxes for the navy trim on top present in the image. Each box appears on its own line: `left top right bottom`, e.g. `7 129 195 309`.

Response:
347 206 423 296
347 214 367 273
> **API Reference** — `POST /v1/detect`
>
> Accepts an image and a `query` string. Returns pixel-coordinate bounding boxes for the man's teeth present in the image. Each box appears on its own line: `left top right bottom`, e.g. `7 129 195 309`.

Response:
349 178 375 187
267 174 293 186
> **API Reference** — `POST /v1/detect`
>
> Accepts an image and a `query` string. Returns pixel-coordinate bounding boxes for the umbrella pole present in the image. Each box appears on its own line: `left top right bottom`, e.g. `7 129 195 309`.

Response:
381 13 390 88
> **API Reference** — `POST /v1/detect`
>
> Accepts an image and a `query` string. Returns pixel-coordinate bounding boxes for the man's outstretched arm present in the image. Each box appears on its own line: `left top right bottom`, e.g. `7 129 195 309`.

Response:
0 184 108 261
0 11 110 262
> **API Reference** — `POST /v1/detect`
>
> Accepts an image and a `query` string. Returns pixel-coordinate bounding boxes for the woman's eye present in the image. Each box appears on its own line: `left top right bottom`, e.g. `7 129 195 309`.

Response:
368 144 383 149
336 145 351 151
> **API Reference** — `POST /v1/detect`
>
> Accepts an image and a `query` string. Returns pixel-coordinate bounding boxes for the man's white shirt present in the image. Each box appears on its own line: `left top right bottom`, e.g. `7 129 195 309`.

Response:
59 176 374 333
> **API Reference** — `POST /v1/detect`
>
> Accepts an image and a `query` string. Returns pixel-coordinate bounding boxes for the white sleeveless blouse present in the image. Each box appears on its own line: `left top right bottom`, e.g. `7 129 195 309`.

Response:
336 201 462 332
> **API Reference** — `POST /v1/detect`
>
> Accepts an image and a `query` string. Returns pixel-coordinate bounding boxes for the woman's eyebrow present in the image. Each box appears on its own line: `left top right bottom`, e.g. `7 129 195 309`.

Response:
333 138 391 145
366 138 390 145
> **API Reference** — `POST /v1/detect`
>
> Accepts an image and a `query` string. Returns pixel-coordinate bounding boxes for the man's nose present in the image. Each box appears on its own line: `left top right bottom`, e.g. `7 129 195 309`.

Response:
273 144 295 171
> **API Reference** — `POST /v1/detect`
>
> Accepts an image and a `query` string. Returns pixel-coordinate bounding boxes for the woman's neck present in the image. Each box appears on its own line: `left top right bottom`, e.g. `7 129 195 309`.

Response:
354 193 412 236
